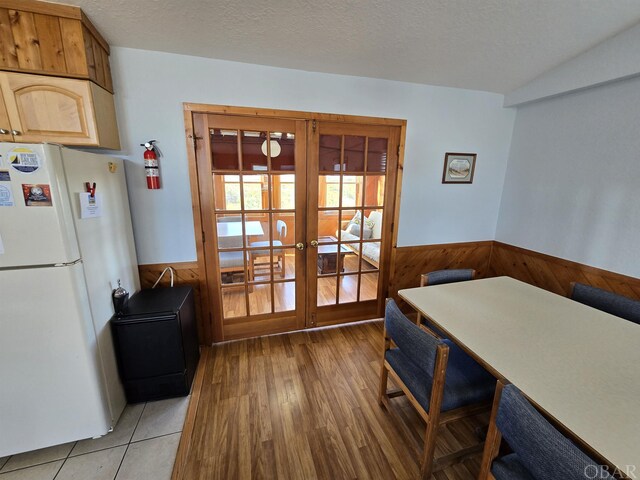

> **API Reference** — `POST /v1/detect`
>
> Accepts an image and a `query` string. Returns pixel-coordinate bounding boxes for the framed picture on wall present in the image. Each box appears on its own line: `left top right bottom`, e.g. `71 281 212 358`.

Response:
442 152 477 184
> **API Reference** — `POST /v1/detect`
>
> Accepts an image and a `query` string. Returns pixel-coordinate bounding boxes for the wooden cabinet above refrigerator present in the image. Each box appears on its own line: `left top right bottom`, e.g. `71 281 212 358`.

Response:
0 0 120 148
0 71 120 149
0 0 113 92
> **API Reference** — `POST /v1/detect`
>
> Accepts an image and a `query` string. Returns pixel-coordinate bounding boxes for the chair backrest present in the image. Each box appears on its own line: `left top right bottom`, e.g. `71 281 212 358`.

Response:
571 283 640 325
496 384 611 480
276 219 287 239
423 269 475 286
385 299 442 375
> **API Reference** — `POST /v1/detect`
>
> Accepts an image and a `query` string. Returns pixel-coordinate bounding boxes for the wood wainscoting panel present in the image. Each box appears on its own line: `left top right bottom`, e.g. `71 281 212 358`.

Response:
489 242 640 300
138 262 205 342
389 241 493 309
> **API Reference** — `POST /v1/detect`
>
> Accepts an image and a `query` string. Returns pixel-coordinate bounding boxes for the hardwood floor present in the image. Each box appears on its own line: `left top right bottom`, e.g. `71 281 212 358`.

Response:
178 321 488 479
222 254 380 317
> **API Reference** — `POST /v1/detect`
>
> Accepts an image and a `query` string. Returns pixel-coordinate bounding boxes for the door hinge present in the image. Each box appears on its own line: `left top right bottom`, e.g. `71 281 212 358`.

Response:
188 134 203 148
310 312 317 327
201 230 206 244
397 145 401 157
312 120 317 133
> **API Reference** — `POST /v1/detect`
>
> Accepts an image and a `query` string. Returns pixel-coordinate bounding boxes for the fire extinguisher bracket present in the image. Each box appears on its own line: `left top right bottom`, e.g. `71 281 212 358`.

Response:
141 140 161 190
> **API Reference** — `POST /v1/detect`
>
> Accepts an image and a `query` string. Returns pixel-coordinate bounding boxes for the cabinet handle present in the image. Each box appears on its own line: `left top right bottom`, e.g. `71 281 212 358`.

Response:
295 242 305 251
11 129 21 136
310 240 319 248
0 128 9 134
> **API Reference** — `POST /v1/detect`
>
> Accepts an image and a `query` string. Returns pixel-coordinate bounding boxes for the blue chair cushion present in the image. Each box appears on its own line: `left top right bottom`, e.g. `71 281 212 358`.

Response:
425 269 475 286
571 283 640 324
496 384 611 480
250 240 284 256
492 453 535 480
384 340 494 412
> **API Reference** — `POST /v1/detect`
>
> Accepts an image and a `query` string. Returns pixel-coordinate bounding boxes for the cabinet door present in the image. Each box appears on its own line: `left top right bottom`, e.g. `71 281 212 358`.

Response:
0 72 100 146
0 94 13 142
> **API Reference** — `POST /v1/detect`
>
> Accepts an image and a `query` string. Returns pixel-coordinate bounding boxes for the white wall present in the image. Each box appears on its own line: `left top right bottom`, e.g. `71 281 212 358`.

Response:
108 47 515 264
504 23 640 107
496 75 640 278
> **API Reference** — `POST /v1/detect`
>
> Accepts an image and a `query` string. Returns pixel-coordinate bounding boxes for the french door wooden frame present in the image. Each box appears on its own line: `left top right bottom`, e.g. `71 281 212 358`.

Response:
184 103 406 344
307 122 400 328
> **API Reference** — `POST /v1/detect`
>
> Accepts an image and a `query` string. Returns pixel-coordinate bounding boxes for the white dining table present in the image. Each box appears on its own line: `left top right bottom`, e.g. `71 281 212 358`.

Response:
399 276 640 473
216 221 264 238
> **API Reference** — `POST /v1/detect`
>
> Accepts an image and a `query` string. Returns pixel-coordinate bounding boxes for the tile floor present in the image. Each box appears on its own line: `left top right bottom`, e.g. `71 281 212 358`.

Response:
0 396 189 480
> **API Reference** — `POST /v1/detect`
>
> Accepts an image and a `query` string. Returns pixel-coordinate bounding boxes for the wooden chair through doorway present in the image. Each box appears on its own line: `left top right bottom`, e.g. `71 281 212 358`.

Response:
248 219 287 282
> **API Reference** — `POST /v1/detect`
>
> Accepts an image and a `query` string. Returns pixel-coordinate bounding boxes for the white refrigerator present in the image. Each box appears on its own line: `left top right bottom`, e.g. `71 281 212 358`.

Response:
0 143 140 457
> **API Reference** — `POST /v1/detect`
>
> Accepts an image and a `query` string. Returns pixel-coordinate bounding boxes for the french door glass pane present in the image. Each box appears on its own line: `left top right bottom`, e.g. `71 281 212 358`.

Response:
248 248 273 283
365 209 383 239
341 175 363 207
360 242 379 271
241 131 268 171
364 175 385 207
318 211 339 242
222 287 246 318
317 276 337 306
359 272 379 301
343 136 365 172
249 284 272 315
211 129 239 170
339 275 358 304
272 212 294 246
342 248 360 273
242 175 267 210
272 174 295 209
319 174 341 208
271 132 295 171
367 138 388 172
216 214 243 250
319 135 341 172
274 281 296 312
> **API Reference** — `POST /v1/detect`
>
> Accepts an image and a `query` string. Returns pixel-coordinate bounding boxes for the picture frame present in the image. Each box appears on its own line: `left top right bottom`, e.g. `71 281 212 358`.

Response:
442 152 477 184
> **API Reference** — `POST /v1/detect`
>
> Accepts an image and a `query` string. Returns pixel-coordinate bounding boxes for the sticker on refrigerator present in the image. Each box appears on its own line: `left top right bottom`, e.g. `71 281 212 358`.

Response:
9 147 41 174
0 184 13 206
79 192 103 218
0 170 10 181
22 184 52 206
0 232 4 254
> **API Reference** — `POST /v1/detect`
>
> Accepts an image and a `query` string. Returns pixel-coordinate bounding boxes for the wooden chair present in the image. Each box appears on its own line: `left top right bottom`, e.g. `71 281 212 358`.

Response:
569 282 640 325
217 216 246 281
379 299 494 478
248 219 287 281
479 381 611 480
416 269 476 332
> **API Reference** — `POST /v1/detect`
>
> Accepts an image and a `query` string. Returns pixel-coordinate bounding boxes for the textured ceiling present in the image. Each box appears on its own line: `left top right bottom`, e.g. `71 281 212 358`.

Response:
63 0 640 93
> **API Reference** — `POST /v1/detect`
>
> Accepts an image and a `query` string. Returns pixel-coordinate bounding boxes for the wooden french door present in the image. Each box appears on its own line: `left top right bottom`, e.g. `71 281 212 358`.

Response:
307 122 400 327
191 110 401 341
193 113 308 340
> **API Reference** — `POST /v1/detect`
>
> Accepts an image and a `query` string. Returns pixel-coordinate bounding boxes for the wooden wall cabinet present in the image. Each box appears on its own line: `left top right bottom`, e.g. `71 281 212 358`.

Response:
0 0 113 92
0 71 120 149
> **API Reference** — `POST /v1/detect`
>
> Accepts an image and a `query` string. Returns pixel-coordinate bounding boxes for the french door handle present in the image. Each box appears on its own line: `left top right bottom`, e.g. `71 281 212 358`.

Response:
296 242 305 251
310 240 319 248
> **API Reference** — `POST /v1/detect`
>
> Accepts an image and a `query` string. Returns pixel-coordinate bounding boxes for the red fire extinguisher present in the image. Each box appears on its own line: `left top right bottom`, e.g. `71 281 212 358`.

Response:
141 140 161 189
